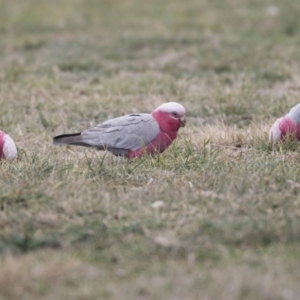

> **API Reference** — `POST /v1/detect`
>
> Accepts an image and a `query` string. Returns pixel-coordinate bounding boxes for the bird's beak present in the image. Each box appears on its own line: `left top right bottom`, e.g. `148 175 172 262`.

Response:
180 115 186 127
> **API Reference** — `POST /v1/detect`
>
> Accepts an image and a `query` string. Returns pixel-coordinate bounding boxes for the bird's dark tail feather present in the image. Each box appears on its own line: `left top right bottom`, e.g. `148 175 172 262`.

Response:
53 133 93 147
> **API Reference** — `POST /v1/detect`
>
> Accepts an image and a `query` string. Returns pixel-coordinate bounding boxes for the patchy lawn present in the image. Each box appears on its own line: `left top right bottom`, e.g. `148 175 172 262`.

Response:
1 0 300 299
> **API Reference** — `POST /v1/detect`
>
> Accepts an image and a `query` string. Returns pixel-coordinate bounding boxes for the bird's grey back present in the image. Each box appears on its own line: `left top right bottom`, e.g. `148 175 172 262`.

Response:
81 113 160 151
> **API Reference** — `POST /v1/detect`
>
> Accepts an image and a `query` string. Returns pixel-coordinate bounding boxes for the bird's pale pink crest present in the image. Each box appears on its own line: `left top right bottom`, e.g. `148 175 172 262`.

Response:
152 102 186 132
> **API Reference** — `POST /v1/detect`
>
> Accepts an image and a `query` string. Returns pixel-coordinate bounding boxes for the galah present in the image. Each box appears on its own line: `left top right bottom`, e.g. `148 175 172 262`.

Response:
269 103 300 142
0 130 17 160
53 102 186 158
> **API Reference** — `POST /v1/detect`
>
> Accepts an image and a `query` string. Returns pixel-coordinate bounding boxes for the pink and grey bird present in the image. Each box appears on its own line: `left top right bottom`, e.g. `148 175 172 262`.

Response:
269 103 300 142
0 130 17 160
53 102 186 158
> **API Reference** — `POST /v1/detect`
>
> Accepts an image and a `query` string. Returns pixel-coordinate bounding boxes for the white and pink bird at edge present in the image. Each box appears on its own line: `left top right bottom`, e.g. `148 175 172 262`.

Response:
0 130 17 160
269 103 300 143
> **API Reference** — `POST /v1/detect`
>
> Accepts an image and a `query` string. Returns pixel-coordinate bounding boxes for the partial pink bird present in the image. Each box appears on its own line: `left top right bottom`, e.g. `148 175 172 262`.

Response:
0 130 17 160
53 102 186 158
269 103 300 142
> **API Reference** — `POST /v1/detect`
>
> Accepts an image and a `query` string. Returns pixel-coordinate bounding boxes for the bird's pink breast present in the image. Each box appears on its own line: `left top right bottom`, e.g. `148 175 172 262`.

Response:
129 131 177 158
279 118 300 140
128 110 181 158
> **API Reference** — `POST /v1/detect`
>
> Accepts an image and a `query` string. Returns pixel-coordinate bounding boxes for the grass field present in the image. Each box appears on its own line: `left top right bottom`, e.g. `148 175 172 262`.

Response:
1 0 300 299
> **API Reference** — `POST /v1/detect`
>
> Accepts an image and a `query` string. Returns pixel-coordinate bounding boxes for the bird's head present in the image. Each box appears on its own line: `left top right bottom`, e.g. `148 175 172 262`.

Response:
288 103 300 124
152 102 186 132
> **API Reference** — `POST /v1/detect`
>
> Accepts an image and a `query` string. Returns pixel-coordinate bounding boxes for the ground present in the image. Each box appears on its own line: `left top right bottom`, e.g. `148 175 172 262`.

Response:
1 0 300 299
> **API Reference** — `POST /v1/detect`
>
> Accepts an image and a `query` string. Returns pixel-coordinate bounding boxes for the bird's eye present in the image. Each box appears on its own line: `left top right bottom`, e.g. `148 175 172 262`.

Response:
171 112 179 118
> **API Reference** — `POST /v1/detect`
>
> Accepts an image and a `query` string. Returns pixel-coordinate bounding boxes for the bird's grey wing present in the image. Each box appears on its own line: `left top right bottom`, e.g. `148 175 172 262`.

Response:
81 114 160 151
